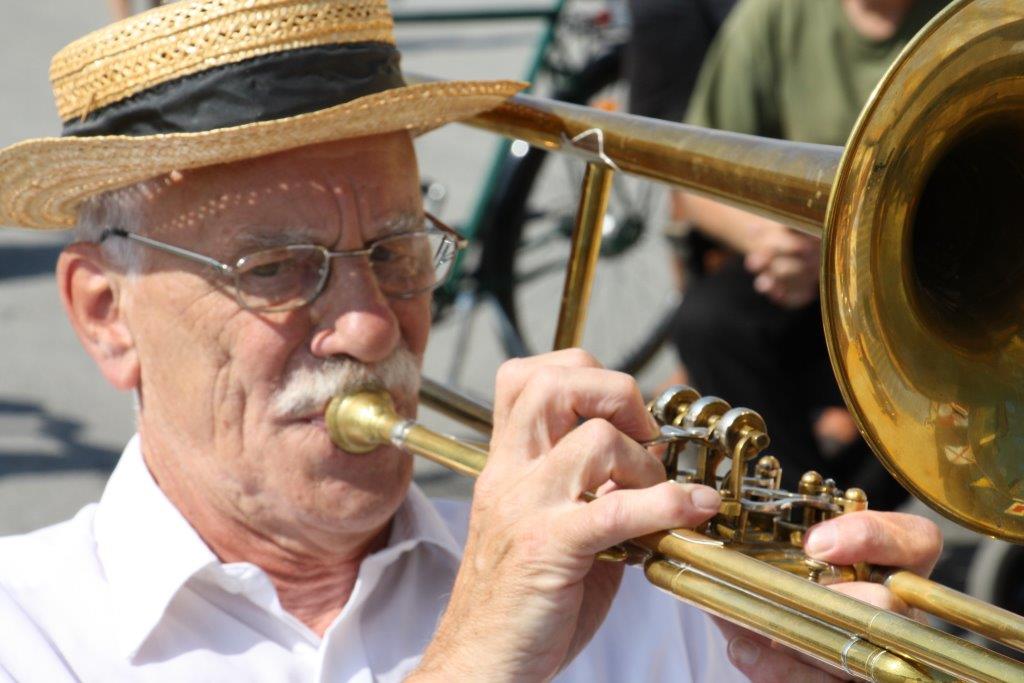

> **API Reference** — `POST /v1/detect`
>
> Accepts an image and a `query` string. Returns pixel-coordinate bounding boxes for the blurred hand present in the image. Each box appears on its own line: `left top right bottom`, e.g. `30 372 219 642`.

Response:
411 349 722 681
744 223 821 309
718 511 943 681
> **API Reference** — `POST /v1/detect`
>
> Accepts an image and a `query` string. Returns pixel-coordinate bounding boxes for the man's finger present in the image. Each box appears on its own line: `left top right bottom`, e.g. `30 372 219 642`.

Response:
804 511 943 576
494 365 657 468
760 277 798 309
766 254 804 280
715 620 845 683
745 248 772 273
777 283 817 309
492 349 604 436
827 582 911 616
754 272 776 294
543 418 667 496
562 481 720 556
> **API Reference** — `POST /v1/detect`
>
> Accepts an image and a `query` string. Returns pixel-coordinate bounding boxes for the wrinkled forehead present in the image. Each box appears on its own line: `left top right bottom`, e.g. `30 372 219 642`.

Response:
136 133 420 250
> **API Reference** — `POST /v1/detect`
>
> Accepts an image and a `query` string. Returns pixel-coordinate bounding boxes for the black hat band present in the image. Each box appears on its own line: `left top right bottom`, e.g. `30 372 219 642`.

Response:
62 42 405 138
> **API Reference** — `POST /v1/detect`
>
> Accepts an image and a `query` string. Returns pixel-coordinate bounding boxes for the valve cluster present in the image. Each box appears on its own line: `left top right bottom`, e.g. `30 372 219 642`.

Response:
649 385 870 581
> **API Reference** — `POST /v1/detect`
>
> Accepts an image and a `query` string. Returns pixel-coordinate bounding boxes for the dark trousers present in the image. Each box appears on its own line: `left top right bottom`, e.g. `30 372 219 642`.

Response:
625 0 738 120
672 258 908 510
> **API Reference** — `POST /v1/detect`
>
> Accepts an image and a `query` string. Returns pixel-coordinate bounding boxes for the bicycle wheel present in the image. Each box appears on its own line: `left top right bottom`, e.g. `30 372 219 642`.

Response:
476 47 680 385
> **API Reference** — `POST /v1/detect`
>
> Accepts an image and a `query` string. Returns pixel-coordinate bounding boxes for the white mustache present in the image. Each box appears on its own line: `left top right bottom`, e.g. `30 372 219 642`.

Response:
271 348 421 419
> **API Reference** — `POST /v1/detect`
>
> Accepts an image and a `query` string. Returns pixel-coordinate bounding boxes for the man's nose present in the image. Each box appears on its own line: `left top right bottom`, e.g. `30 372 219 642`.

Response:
307 259 400 363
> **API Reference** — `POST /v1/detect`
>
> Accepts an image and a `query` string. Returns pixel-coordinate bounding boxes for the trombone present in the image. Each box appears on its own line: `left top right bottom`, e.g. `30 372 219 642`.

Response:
329 0 1024 680
327 388 1018 682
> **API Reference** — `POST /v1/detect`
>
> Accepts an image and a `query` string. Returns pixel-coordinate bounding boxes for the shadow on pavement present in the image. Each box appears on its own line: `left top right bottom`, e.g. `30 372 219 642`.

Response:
0 244 63 281
0 399 118 476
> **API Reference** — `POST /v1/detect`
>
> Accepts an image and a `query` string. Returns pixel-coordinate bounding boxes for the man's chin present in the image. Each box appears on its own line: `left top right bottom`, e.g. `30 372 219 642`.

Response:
304 446 413 531
230 422 413 543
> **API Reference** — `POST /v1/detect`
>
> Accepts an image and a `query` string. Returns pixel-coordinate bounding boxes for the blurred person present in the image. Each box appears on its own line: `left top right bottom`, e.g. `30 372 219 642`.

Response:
671 0 948 509
624 0 737 123
624 0 737 323
109 0 164 20
0 1 942 681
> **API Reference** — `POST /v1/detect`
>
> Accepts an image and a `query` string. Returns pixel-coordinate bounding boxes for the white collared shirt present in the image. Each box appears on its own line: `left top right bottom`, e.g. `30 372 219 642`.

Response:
0 436 744 682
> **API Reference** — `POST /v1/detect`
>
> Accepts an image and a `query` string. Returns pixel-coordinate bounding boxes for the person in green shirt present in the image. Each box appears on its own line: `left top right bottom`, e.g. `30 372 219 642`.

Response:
672 0 948 508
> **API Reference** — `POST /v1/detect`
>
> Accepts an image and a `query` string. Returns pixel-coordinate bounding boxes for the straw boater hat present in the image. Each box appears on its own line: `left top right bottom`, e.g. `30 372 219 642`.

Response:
0 0 524 230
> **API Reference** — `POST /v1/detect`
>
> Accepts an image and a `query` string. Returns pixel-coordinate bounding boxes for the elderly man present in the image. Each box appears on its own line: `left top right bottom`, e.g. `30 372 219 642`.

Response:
0 1 941 681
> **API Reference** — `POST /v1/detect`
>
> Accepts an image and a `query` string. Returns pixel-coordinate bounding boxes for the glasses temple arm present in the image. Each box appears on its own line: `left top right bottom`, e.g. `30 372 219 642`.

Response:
101 229 232 273
424 212 468 248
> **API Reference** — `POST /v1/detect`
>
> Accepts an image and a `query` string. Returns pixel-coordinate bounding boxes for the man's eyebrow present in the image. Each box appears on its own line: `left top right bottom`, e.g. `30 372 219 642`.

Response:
378 212 422 234
231 213 421 252
233 228 317 250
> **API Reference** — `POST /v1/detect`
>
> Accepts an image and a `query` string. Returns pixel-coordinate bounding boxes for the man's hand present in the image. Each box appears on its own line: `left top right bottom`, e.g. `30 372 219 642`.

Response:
672 193 820 309
719 511 943 681
744 223 821 309
411 350 722 680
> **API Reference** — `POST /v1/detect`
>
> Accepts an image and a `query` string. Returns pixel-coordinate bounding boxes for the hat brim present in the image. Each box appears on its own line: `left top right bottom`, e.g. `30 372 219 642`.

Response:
0 79 526 230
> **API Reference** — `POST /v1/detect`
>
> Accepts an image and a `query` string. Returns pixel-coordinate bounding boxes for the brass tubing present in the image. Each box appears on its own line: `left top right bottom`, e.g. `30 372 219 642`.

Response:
325 393 487 477
419 376 494 435
405 379 1024 671
880 568 1024 652
644 560 946 682
637 529 1023 683
324 392 1024 682
415 377 1024 656
406 74 839 235
554 162 614 350
326 392 914 678
399 422 488 478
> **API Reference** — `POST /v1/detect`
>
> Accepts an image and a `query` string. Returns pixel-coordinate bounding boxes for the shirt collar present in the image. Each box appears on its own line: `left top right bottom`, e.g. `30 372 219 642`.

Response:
93 435 463 660
379 480 462 564
93 435 220 659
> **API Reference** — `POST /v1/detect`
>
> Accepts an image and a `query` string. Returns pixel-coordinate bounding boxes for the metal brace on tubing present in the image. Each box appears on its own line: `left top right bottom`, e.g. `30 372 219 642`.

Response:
840 635 862 678
560 127 620 171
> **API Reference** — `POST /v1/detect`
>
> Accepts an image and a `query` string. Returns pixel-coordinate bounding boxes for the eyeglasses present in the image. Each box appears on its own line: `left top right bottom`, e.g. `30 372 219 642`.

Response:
98 213 467 313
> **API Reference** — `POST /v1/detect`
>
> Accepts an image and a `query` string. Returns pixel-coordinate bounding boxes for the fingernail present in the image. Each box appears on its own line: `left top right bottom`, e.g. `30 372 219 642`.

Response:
728 636 761 667
804 524 836 556
690 486 721 513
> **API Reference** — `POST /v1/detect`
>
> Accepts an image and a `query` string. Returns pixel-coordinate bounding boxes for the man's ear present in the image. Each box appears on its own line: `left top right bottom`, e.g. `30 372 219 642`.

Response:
57 244 140 391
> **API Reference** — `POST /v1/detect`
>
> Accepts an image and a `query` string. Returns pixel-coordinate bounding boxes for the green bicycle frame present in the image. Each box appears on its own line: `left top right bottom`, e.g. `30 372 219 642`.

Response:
393 1 571 297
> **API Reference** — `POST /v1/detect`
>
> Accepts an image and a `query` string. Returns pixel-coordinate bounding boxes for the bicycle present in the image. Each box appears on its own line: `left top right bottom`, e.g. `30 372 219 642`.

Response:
396 0 680 391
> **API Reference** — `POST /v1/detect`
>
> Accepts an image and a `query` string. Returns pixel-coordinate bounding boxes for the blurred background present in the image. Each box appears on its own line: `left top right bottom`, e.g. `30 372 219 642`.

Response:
1 0 1021 656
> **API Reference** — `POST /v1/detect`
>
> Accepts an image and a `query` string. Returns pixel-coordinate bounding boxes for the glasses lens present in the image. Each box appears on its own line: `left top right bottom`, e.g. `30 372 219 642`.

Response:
370 231 458 296
235 246 327 311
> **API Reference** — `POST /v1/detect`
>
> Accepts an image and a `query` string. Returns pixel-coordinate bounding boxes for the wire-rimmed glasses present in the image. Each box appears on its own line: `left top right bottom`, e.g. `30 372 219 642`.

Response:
98 213 467 313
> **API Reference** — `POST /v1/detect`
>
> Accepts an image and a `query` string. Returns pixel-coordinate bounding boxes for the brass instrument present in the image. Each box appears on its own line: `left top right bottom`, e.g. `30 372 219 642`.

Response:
326 389 1022 682
326 1 1024 680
